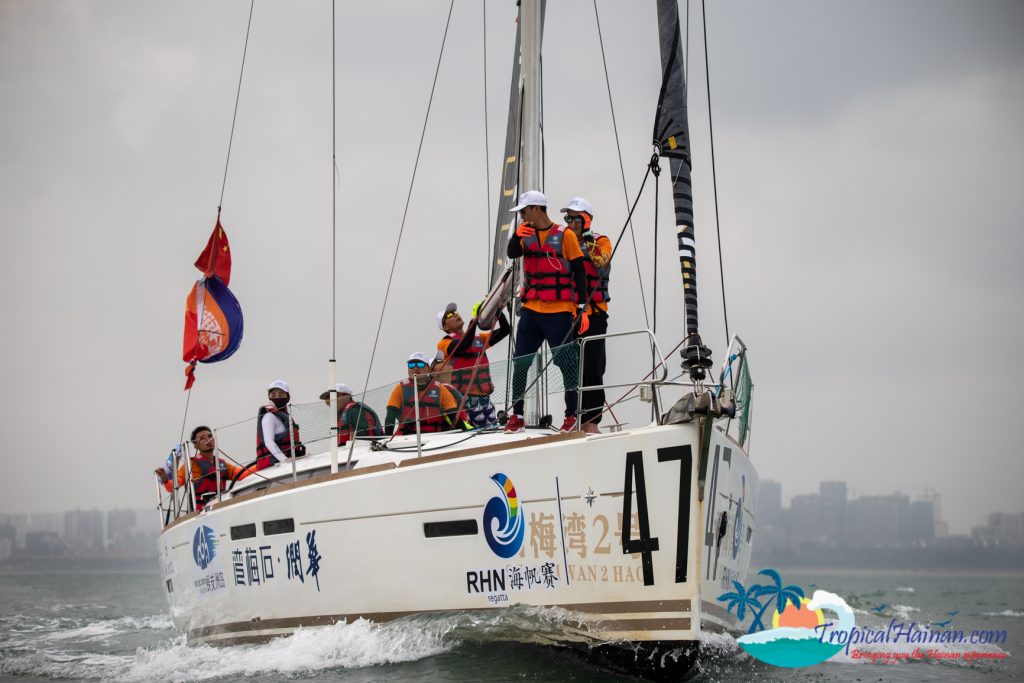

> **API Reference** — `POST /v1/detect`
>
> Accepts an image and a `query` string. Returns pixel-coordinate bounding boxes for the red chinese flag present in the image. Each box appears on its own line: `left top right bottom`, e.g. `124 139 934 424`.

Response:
194 218 232 285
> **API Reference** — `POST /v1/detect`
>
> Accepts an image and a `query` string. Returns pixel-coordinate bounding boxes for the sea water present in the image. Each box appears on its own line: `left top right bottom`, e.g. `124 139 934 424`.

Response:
0 569 1020 682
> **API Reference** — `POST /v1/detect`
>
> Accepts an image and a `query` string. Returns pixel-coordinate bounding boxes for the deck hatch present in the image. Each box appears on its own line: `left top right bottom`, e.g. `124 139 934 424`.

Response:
230 523 257 540
263 518 295 535
423 519 479 538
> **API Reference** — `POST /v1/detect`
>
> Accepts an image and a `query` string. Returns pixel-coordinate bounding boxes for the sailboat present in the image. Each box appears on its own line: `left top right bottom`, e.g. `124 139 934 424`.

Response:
157 1 758 679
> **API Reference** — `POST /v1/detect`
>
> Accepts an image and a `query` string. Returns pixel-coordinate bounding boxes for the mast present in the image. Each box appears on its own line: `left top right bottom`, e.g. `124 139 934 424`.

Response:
653 0 712 384
519 0 546 424
520 0 542 194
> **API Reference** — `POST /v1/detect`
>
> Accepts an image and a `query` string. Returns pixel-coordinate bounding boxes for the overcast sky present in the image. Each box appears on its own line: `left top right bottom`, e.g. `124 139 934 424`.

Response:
1 1 1021 534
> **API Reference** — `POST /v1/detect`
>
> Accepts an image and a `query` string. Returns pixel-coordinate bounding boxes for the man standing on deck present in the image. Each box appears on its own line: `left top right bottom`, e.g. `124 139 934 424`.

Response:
319 383 382 445
504 190 590 434
563 197 612 434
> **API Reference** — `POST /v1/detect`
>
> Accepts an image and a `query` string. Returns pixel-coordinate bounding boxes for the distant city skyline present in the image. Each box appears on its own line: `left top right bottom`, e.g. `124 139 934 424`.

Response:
756 478 1024 553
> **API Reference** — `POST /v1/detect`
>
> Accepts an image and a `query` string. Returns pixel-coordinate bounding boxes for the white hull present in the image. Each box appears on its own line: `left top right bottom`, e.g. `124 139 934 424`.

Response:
159 421 756 673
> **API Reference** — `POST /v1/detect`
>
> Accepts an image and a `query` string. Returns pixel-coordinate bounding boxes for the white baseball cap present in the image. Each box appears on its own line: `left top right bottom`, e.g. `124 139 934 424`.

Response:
319 383 354 400
436 302 458 331
267 380 290 394
509 190 548 212
560 197 593 215
407 351 432 365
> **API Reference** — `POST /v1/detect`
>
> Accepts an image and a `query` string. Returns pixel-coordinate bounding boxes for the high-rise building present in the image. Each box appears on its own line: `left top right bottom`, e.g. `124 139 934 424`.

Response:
847 493 911 547
758 480 782 528
64 509 105 552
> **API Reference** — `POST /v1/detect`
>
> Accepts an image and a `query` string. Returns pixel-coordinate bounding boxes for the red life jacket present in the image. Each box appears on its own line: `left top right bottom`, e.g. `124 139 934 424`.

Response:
445 333 494 396
255 405 305 470
521 225 576 302
192 454 228 509
337 401 382 444
581 233 611 303
398 379 447 434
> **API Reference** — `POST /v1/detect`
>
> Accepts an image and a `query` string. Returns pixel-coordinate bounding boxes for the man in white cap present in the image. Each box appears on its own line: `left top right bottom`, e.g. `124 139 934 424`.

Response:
320 383 382 445
504 190 591 433
562 197 612 434
384 352 461 435
255 380 306 471
435 301 510 428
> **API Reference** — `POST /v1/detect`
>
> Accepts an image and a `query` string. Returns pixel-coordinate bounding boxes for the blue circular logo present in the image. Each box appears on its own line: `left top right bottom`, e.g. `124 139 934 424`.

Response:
483 473 524 558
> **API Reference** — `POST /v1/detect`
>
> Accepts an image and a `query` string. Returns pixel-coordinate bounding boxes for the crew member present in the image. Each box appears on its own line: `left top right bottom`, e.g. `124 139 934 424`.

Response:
385 352 461 435
563 197 612 434
504 190 590 433
319 383 382 445
255 380 306 471
155 426 250 511
436 302 510 428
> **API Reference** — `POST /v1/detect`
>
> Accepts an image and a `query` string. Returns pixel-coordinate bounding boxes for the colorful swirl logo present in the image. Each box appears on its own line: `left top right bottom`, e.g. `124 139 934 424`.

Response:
483 473 524 558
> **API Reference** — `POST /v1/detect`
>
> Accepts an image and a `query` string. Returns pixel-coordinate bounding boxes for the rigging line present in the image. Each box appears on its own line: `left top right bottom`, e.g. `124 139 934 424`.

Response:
482 0 492 290
217 0 256 213
685 0 690 85
331 0 337 359
349 0 456 465
701 0 730 343
592 0 650 329
178 387 194 447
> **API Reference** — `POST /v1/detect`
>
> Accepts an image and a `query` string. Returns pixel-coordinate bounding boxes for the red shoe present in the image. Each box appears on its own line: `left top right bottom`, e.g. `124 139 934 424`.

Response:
504 414 526 434
560 415 578 432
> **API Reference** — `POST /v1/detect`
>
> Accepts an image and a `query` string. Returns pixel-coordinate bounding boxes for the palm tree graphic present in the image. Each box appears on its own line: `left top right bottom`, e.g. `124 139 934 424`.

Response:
717 580 766 633
718 568 805 634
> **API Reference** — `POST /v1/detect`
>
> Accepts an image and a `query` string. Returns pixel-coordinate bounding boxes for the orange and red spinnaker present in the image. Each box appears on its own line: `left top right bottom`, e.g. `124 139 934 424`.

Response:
182 276 244 390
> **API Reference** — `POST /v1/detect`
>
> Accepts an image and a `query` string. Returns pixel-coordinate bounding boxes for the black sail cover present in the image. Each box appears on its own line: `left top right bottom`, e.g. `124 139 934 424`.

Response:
653 0 698 338
489 22 523 287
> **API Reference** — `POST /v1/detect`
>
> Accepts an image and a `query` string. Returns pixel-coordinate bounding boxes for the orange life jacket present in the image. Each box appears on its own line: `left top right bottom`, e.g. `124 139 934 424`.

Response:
521 225 576 302
398 379 447 434
581 233 611 303
192 455 229 509
445 332 494 396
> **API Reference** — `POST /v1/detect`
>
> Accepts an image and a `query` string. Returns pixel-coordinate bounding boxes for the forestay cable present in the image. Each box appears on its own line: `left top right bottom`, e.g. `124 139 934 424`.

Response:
592 0 650 329
482 0 493 289
350 0 457 465
701 0 730 343
180 0 255 444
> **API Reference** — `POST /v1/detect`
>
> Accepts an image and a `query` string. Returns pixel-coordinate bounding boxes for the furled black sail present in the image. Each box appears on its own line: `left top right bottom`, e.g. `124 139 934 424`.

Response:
654 0 711 380
489 22 523 287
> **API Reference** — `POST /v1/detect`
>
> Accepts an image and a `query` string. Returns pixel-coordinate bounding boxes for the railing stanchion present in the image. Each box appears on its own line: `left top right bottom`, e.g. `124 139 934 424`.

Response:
184 442 198 514
214 428 222 505
413 382 423 458
288 405 298 483
576 339 585 432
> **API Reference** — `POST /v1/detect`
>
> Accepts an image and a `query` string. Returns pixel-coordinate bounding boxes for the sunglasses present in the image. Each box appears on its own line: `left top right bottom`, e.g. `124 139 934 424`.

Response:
407 361 428 369
444 310 459 320
565 215 585 224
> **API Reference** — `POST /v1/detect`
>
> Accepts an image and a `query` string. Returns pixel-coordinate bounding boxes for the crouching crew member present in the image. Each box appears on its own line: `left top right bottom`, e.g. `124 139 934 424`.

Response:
385 352 461 435
319 383 382 445
504 190 590 434
155 425 250 511
563 197 611 434
436 302 510 428
255 380 306 471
